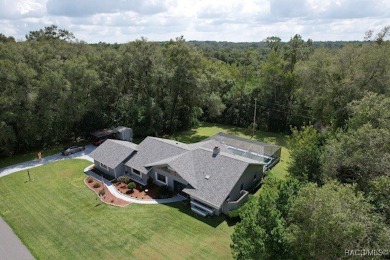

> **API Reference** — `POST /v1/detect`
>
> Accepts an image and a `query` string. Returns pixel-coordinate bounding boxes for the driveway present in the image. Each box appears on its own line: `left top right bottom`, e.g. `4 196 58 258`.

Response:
0 218 35 260
0 145 95 259
0 145 95 179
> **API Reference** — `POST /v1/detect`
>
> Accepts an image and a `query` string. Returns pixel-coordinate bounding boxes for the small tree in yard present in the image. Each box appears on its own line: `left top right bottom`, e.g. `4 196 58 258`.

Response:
127 182 136 192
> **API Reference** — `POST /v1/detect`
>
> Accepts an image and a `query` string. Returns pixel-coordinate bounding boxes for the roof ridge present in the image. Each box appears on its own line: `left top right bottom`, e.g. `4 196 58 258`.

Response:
149 137 189 150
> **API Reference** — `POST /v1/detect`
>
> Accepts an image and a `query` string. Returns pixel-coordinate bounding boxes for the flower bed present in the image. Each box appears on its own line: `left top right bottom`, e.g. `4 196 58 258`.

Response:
114 182 167 200
84 176 130 207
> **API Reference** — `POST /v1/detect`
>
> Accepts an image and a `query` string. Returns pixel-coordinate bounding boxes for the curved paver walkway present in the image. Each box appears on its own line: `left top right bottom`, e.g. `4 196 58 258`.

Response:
84 165 186 204
0 218 35 260
0 145 95 179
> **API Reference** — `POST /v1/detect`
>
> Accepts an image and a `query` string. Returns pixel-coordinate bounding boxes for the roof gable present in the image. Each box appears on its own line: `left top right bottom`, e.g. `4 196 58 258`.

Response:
125 137 188 173
89 139 137 169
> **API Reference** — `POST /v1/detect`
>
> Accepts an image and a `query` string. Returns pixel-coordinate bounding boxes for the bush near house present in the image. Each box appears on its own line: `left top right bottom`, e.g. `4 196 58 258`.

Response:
127 182 136 191
93 183 101 189
117 175 130 184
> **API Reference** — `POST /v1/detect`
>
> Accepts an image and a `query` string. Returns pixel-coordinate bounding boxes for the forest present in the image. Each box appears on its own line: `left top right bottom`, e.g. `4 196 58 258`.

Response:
1 25 389 259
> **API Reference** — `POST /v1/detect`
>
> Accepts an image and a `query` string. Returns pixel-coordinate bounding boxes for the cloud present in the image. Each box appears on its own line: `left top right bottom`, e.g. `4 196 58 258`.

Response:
46 0 170 17
0 0 46 19
269 0 310 19
266 0 390 21
0 0 390 43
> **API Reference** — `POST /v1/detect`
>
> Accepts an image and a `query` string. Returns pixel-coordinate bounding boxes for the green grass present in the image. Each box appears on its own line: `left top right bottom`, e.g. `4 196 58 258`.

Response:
0 140 90 169
0 159 234 259
170 122 290 181
1 123 291 180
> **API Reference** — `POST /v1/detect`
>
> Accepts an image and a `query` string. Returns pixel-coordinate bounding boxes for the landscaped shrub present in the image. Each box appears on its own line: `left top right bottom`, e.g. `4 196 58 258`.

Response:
123 176 130 184
86 176 93 183
98 189 105 196
118 175 130 184
93 182 101 188
117 176 125 183
127 182 136 190
157 185 173 199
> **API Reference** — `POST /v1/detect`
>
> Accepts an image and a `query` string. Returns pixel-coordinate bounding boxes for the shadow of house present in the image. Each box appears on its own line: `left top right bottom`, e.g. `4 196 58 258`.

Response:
163 202 227 228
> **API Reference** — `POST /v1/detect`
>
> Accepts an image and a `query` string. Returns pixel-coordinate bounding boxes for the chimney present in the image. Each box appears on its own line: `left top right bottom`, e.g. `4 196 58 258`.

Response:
213 145 220 156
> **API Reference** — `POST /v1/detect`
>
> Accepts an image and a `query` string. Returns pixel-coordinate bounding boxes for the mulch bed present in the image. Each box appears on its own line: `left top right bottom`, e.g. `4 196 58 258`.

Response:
115 182 160 200
84 176 130 207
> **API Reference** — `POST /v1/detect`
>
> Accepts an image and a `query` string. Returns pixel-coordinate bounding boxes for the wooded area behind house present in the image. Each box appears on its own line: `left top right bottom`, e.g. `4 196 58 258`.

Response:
1 26 389 157
1 26 390 259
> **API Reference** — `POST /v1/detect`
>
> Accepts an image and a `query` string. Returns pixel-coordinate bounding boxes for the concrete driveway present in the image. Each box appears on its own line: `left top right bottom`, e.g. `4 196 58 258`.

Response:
0 218 34 260
0 144 95 179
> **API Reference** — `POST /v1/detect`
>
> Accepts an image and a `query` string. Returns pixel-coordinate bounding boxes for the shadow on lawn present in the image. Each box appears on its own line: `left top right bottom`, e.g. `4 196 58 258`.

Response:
210 123 288 147
166 129 209 144
164 202 231 228
169 122 288 147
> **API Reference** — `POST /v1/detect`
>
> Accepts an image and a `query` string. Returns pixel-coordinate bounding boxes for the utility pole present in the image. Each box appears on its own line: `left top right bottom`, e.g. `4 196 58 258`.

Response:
252 98 257 138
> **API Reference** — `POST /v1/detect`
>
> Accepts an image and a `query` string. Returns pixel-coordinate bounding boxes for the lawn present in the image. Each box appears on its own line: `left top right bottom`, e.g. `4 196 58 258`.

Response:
0 123 291 180
170 122 290 181
0 159 234 259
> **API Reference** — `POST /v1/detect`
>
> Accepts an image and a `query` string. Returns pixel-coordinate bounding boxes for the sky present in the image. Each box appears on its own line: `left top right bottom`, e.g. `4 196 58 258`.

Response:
0 0 389 43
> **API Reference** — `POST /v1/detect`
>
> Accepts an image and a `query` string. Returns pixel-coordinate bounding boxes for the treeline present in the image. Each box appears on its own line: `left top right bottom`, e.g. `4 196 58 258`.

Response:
1 25 390 158
232 93 390 259
230 27 390 259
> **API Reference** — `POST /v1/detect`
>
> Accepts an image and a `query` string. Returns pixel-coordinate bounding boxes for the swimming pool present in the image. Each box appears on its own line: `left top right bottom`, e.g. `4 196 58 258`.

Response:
227 146 273 164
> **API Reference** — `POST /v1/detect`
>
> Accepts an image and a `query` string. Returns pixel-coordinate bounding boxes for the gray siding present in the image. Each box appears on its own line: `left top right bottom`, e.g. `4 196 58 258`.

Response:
94 159 116 178
125 166 149 184
228 164 263 201
115 164 126 178
151 167 188 189
220 164 263 215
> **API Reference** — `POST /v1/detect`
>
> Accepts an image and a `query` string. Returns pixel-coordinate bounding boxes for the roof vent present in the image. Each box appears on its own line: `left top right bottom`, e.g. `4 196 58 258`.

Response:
205 175 210 180
213 146 220 157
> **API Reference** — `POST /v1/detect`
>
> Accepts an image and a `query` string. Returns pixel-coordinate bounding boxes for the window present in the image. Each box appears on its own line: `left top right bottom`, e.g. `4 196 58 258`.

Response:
156 172 167 184
253 174 257 181
100 162 108 170
132 168 141 176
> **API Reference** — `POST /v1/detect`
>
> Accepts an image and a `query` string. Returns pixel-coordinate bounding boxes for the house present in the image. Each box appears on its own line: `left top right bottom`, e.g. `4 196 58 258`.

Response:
89 133 281 216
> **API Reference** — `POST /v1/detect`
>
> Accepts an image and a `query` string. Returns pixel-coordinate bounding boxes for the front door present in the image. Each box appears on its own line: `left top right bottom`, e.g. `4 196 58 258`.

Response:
173 180 186 192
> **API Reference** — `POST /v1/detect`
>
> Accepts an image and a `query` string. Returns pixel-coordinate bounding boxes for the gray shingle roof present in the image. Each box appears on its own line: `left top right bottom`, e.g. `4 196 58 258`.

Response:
124 137 188 173
91 134 276 207
125 135 266 207
89 139 138 169
171 148 262 208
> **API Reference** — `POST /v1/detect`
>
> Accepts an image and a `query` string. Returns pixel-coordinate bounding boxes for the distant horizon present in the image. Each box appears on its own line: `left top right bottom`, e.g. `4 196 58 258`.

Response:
1 0 390 44
7 32 372 44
